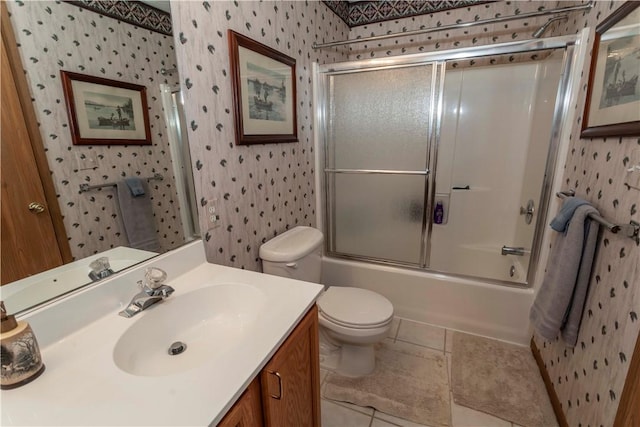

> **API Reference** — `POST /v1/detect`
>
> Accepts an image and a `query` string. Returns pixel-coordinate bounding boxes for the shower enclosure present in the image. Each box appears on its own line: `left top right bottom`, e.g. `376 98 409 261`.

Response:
316 36 580 287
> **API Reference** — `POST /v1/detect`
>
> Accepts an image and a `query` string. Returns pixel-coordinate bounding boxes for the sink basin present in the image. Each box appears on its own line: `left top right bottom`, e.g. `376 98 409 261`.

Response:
113 283 267 376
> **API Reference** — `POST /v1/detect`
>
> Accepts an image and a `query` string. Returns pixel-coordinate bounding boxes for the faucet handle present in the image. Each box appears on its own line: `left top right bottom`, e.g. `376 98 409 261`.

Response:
143 267 168 289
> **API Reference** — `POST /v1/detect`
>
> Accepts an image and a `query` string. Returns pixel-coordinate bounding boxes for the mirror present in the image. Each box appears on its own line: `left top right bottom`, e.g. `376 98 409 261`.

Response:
1 1 199 314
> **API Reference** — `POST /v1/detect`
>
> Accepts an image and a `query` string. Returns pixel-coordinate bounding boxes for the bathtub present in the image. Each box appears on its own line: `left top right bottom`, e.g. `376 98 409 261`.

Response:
322 256 534 345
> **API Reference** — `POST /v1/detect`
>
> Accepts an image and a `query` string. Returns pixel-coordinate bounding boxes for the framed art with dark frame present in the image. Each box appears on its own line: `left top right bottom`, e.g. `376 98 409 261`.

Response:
228 30 298 145
581 1 640 138
60 71 152 145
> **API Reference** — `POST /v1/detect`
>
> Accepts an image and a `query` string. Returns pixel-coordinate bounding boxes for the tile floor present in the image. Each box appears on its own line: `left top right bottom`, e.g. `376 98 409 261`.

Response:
320 318 525 427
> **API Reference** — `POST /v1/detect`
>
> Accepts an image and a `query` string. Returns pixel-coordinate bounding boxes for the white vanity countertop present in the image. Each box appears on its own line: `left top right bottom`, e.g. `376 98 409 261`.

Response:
1 241 324 426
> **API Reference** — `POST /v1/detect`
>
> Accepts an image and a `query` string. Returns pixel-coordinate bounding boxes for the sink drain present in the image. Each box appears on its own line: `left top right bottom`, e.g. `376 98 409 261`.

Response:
168 341 187 355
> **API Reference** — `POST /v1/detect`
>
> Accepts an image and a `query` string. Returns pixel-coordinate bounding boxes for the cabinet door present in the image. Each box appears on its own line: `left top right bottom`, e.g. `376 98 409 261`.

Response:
218 377 263 427
261 305 320 427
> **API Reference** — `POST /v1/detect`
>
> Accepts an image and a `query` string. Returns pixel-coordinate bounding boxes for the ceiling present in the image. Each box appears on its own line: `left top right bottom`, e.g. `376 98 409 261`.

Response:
140 0 171 14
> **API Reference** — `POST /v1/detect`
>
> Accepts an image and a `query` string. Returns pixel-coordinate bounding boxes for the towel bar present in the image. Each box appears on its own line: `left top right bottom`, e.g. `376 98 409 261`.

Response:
79 173 164 193
556 190 639 243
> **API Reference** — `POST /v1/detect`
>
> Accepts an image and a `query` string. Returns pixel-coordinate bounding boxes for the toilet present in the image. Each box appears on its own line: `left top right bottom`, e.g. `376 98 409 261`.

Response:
259 226 394 377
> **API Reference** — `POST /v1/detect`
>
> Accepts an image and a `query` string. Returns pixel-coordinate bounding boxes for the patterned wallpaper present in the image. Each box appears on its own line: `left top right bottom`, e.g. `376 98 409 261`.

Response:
7 0 185 259
533 2 639 427
170 1 348 270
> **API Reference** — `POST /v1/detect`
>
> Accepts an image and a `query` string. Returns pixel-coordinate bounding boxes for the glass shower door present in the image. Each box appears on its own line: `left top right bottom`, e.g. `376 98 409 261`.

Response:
324 64 438 265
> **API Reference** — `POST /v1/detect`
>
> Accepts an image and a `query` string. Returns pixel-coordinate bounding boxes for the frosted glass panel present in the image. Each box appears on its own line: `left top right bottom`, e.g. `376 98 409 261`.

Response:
333 174 425 264
328 65 433 171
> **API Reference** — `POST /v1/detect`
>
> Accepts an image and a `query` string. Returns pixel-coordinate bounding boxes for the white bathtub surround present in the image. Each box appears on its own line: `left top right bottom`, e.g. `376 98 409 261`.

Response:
323 258 534 345
430 53 563 284
1 241 323 426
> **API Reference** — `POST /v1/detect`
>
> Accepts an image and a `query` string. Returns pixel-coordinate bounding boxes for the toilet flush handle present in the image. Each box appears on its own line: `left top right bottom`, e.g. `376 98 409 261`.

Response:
285 262 297 269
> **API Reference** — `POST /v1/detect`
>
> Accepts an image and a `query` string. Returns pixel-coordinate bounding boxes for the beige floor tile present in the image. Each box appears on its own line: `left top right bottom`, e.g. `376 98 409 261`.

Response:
382 337 445 359
451 396 511 427
374 410 435 427
396 319 445 351
445 329 454 353
371 418 400 427
321 399 372 427
331 399 375 416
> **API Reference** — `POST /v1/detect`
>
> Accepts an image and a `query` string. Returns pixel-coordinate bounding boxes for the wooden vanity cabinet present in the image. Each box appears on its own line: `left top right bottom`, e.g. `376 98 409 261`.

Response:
218 305 320 427
217 378 263 427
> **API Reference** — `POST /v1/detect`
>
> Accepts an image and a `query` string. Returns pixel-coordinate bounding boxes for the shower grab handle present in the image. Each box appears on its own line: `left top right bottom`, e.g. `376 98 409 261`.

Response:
501 246 528 256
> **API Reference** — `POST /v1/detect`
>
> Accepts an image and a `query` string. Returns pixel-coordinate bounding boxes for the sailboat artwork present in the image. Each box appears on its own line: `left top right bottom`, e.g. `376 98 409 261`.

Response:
246 61 287 122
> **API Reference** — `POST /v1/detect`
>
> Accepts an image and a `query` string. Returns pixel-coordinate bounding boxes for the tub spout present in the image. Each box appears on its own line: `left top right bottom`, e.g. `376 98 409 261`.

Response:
501 246 527 256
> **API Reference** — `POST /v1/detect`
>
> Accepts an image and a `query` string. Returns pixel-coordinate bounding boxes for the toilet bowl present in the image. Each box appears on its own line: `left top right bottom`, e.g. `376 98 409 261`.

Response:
317 286 393 376
259 226 394 377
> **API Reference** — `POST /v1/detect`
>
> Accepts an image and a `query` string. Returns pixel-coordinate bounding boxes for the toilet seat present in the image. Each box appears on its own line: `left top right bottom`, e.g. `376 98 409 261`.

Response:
318 287 393 330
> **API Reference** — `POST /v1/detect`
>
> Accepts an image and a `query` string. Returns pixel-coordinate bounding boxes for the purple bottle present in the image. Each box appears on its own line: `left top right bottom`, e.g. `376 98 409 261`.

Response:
434 201 444 224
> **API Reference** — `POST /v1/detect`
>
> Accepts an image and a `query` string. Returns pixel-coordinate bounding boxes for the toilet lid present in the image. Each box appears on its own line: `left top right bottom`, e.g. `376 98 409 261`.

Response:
318 287 393 329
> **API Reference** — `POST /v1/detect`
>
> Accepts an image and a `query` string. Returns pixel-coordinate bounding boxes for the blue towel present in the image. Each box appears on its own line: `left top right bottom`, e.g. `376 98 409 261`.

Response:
549 197 589 232
531 204 600 347
125 177 145 197
117 180 161 252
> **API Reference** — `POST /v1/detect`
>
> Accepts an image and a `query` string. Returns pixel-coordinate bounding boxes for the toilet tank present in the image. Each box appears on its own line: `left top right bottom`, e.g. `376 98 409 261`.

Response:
259 226 323 283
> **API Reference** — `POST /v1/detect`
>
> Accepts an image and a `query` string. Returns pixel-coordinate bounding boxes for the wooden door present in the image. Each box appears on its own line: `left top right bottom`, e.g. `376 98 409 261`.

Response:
1 6 70 284
261 305 321 427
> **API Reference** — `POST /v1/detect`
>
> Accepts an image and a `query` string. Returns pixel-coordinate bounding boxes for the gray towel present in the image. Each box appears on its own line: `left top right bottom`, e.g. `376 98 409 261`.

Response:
125 177 146 196
116 180 161 252
530 204 600 347
549 196 589 232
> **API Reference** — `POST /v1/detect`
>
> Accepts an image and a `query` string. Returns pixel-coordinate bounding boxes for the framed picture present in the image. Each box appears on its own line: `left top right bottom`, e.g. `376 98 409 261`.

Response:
581 2 640 138
228 30 298 145
60 71 152 145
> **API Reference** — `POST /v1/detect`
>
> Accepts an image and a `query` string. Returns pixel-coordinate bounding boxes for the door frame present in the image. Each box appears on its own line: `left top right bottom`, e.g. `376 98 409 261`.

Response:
1 5 72 265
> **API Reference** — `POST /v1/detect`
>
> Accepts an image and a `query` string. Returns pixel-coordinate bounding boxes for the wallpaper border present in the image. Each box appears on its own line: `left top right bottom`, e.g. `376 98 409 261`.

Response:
324 0 495 27
64 0 172 35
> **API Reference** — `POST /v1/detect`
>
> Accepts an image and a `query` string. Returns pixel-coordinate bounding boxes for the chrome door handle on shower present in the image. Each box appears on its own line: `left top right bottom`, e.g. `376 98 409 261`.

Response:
519 199 535 224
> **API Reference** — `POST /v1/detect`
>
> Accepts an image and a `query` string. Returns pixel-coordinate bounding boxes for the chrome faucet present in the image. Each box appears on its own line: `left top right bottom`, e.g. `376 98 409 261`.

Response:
119 267 174 318
88 257 115 282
